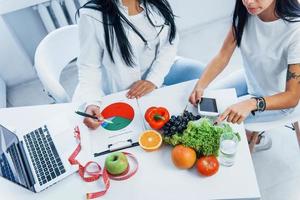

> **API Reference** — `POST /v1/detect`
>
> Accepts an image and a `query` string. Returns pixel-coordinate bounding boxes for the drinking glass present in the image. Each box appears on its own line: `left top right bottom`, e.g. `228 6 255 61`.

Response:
219 133 239 167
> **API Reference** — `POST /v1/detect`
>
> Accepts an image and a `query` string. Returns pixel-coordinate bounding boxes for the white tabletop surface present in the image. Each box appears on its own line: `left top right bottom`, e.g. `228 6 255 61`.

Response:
0 80 260 200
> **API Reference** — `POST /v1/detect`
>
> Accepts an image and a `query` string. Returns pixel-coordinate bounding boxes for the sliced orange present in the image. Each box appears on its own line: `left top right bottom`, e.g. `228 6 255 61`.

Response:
139 130 162 151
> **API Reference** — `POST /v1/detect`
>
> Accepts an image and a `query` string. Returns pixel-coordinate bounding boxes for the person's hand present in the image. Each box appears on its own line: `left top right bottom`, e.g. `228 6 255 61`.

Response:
127 80 157 99
83 105 103 130
189 83 205 106
217 99 256 124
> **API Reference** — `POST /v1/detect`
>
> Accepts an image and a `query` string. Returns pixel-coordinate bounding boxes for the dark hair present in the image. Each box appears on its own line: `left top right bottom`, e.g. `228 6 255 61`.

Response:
233 0 300 47
78 0 176 66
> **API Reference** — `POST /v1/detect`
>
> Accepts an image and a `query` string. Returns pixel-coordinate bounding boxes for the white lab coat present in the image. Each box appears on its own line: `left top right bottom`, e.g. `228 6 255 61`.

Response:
72 2 179 105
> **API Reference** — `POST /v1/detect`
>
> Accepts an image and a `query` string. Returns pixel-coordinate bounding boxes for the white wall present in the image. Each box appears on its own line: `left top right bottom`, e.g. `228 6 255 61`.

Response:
0 0 49 15
0 16 36 86
169 0 235 31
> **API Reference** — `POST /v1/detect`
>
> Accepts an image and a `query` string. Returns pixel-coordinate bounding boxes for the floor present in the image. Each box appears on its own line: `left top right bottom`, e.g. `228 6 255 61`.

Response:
5 17 300 200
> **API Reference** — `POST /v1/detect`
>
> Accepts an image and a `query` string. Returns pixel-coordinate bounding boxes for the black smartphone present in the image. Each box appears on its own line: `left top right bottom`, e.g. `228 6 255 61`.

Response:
197 97 219 116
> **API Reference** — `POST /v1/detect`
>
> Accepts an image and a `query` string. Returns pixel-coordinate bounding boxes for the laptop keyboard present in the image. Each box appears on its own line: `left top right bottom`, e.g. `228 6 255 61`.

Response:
24 125 66 186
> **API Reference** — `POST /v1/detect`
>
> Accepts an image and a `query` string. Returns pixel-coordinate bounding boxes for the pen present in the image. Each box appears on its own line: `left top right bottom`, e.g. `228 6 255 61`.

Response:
75 111 114 124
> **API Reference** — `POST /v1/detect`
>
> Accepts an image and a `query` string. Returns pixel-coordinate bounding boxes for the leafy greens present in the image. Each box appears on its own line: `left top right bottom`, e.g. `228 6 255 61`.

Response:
164 118 239 156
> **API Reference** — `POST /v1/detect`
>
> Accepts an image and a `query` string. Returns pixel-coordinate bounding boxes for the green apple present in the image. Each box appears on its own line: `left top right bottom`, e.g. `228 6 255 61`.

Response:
105 152 129 175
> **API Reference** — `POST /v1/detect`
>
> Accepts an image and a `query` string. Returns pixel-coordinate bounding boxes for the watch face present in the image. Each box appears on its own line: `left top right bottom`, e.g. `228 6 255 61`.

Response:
258 99 264 109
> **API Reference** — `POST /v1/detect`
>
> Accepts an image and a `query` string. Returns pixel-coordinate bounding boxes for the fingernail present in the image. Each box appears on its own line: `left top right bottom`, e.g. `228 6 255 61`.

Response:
98 116 104 121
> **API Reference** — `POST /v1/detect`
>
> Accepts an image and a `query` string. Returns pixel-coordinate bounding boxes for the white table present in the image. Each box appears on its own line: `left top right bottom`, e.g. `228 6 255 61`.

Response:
0 80 261 200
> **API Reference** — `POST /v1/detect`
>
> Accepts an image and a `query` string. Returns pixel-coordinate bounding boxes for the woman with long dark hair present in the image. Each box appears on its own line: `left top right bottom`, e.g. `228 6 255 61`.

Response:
73 0 202 129
189 0 300 152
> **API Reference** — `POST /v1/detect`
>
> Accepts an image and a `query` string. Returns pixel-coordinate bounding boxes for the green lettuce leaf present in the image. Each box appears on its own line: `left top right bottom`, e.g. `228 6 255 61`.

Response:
163 118 240 156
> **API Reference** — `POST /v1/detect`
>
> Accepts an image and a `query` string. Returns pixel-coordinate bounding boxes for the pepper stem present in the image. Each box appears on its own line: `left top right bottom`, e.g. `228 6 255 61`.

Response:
153 114 165 121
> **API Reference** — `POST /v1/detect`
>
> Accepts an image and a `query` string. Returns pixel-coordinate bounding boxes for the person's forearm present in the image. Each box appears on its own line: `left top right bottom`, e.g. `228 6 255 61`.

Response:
196 53 229 89
264 91 299 110
195 27 236 90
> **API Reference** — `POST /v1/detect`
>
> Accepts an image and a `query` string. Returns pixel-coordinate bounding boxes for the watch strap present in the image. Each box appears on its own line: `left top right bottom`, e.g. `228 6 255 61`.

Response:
251 97 266 115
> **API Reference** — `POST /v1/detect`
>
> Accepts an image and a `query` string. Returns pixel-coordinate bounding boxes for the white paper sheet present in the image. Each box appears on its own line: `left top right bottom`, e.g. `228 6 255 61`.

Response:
89 91 146 156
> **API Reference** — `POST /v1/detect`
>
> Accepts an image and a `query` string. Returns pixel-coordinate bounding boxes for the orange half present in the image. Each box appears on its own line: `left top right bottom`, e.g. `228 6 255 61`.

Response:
139 130 162 151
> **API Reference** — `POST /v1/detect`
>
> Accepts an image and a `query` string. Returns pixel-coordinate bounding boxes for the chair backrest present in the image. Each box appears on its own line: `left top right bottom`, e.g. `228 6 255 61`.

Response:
245 115 300 132
0 76 6 108
34 24 79 103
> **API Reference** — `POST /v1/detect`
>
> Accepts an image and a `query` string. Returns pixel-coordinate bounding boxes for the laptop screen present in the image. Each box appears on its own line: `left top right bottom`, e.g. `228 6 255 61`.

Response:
0 125 28 187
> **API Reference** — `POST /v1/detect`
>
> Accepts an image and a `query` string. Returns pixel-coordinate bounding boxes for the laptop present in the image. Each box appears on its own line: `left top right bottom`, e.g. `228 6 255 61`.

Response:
0 119 77 193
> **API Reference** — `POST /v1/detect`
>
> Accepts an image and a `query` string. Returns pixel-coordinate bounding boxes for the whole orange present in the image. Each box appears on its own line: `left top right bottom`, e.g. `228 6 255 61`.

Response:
171 145 196 169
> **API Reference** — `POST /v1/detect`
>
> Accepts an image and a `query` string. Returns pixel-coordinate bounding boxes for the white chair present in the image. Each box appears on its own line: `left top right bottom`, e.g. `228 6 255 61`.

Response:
245 115 300 151
0 76 6 108
34 24 79 103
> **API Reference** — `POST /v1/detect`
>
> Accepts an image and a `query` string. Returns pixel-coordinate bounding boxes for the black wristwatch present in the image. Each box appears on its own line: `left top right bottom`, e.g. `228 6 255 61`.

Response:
251 97 266 116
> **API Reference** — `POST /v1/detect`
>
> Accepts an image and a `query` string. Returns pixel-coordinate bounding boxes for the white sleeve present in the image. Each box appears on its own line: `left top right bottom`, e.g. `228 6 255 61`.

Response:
288 28 300 64
72 11 105 105
145 27 179 88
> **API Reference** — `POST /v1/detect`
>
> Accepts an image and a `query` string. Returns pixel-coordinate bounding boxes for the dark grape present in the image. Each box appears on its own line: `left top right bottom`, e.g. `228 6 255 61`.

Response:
165 122 171 128
195 115 201 120
177 125 183 132
174 121 180 126
171 126 177 132
162 126 168 132
161 111 200 137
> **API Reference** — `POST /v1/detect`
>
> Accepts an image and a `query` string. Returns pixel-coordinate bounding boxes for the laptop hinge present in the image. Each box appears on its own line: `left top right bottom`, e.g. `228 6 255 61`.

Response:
17 141 36 191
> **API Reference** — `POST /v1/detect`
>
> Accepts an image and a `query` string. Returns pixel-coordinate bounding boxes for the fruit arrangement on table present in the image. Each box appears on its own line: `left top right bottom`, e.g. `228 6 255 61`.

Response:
141 106 240 177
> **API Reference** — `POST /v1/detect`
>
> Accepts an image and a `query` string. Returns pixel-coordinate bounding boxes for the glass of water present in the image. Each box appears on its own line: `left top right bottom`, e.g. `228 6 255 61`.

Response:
219 133 239 167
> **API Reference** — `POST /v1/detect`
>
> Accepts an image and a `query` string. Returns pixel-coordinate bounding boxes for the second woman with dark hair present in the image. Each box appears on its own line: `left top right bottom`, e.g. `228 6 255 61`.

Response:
73 0 202 129
189 0 300 152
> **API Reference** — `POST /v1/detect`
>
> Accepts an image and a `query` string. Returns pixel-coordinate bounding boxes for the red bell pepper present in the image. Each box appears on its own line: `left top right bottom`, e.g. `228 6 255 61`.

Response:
144 107 170 130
